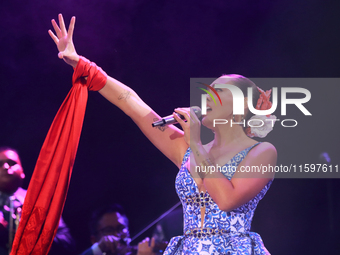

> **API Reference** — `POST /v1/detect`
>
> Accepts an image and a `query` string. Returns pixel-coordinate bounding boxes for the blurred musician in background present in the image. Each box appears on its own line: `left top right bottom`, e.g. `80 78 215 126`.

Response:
0 146 75 255
80 203 156 255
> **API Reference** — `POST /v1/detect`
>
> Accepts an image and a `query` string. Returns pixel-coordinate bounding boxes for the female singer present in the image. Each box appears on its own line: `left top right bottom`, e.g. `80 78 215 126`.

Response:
49 14 276 254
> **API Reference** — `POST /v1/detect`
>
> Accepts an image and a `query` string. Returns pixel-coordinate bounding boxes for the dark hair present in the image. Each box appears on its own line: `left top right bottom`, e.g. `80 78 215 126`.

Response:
0 146 21 160
89 203 127 236
0 146 19 154
219 74 260 124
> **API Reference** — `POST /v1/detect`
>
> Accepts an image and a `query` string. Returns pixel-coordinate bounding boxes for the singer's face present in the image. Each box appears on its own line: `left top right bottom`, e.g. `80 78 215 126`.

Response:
0 150 25 194
202 77 236 128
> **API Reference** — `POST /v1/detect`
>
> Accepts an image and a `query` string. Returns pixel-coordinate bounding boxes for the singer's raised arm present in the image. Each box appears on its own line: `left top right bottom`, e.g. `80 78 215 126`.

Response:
98 76 189 168
49 14 188 168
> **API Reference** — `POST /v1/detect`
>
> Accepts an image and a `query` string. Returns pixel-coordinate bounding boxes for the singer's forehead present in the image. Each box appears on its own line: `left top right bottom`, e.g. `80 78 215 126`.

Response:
211 77 234 87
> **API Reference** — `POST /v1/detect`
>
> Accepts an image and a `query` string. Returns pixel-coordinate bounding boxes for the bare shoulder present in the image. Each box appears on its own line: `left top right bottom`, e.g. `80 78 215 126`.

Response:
248 141 277 162
235 141 277 179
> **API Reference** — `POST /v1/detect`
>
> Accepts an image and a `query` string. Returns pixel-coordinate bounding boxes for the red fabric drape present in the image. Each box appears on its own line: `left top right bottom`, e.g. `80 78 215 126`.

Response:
11 57 107 255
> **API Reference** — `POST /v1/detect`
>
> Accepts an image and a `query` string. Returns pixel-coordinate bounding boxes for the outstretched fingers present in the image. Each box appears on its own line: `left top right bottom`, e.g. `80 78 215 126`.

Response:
67 16 76 39
58 13 67 36
48 15 75 44
48 13 79 66
48 29 59 45
51 19 62 38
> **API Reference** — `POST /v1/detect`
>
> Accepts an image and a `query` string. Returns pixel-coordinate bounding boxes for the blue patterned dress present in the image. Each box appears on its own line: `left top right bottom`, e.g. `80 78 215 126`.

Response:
163 143 272 255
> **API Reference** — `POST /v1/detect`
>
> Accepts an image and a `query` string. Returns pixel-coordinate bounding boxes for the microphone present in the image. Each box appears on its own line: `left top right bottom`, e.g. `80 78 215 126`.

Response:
152 106 202 127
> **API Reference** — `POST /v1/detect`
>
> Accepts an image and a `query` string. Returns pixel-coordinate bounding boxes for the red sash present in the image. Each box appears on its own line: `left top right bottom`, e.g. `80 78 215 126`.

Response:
11 57 107 254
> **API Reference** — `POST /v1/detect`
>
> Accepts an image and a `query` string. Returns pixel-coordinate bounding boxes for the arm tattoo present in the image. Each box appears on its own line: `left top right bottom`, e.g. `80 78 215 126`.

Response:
118 90 131 101
196 151 200 157
153 118 168 132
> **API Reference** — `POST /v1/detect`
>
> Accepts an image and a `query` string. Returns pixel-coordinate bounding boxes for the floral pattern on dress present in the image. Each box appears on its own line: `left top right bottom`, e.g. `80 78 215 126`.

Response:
164 143 272 255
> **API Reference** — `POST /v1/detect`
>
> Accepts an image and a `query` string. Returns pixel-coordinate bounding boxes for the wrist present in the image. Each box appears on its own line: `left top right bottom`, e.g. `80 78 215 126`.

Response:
197 158 214 179
60 52 79 68
190 141 203 152
69 54 80 68
71 54 79 68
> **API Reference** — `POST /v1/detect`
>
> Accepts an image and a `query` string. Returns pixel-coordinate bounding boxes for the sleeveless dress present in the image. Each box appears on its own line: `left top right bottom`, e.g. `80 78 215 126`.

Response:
163 143 272 255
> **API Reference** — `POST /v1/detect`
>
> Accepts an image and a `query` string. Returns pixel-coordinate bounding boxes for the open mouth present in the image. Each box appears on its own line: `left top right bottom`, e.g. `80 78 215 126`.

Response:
206 107 212 112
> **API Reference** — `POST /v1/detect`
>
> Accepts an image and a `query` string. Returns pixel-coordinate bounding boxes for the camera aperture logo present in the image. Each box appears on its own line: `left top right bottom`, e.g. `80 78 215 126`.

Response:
197 82 222 107
197 83 312 128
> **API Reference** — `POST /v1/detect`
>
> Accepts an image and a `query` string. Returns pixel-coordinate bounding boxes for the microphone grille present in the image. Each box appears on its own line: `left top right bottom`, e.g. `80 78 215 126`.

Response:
191 106 202 119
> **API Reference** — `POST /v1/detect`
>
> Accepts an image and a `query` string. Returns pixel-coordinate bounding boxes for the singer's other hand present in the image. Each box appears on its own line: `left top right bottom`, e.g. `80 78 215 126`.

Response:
173 107 201 147
48 14 79 68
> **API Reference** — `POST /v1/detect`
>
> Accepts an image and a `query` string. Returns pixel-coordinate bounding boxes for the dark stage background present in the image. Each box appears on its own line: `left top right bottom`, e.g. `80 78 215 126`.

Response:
1 0 340 254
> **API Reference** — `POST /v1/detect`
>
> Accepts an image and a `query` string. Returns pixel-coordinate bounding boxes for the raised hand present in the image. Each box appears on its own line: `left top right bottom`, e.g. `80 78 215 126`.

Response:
48 14 79 68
